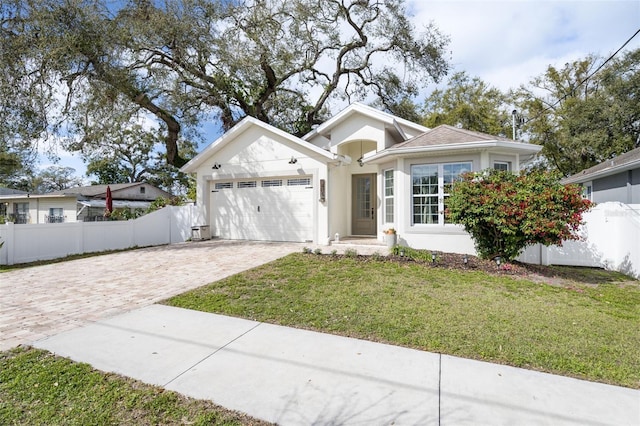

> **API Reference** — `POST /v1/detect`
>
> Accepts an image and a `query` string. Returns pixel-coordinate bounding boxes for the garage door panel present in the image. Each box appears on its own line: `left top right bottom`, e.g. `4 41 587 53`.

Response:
211 178 314 242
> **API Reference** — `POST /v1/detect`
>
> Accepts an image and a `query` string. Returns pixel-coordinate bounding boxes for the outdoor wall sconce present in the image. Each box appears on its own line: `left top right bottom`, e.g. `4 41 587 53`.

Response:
212 162 221 170
288 156 298 164
319 179 326 202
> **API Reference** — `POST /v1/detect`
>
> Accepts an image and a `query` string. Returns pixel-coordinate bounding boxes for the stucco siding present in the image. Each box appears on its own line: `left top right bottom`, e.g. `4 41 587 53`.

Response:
36 198 78 223
593 172 630 203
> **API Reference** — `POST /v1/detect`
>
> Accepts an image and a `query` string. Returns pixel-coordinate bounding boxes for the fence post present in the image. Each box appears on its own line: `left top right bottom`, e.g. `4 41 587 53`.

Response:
129 219 136 248
6 222 15 265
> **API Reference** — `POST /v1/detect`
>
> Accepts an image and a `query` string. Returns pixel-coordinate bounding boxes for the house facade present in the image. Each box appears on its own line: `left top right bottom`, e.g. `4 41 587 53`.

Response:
562 146 640 204
1 183 172 224
0 190 78 224
49 183 172 222
182 103 541 253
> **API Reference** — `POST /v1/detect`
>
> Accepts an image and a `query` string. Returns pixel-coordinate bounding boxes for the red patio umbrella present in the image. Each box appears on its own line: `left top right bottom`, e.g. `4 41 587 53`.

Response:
105 185 113 215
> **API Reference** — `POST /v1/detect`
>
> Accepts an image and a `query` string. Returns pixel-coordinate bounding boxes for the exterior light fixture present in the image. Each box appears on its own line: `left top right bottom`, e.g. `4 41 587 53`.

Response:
399 248 405 257
357 157 364 167
288 156 298 164
463 254 468 265
212 162 221 170
431 252 436 263
495 256 501 266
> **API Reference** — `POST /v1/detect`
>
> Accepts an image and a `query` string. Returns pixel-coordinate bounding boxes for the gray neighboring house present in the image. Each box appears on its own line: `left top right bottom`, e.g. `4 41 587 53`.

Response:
49 183 173 221
562 147 640 204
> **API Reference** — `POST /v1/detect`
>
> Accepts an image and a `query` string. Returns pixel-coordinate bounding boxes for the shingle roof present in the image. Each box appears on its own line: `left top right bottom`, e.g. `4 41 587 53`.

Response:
0 187 28 196
389 124 512 149
563 146 640 184
48 183 142 198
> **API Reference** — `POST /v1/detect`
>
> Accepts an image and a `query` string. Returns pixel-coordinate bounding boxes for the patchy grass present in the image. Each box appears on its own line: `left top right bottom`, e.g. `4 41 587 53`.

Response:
164 253 640 389
0 347 272 426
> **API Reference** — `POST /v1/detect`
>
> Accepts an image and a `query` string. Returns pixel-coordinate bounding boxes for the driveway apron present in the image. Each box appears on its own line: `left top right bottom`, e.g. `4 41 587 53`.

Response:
0 240 301 351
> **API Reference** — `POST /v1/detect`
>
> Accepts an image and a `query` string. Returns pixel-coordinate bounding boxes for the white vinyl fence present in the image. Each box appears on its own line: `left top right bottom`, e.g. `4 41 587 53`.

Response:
519 202 640 279
0 205 203 265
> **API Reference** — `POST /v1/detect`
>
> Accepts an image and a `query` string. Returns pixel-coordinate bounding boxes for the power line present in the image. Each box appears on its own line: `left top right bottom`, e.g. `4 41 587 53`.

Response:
523 27 640 125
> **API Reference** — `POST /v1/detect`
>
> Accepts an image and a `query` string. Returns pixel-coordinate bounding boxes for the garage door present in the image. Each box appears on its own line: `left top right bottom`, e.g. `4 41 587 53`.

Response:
210 176 314 242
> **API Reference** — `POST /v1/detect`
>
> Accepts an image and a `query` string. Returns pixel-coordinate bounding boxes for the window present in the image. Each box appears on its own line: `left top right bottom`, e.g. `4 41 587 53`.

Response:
261 179 282 187
237 181 257 188
493 161 510 171
412 162 471 225
48 208 64 223
140 186 146 194
214 182 233 190
287 178 311 186
13 202 29 224
582 182 593 201
383 169 394 223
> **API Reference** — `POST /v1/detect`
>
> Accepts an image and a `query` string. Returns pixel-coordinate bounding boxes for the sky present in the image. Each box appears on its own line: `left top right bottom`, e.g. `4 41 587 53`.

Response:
48 0 640 182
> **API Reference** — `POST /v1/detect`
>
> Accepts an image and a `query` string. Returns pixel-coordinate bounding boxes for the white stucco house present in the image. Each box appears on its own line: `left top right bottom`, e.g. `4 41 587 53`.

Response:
182 103 542 253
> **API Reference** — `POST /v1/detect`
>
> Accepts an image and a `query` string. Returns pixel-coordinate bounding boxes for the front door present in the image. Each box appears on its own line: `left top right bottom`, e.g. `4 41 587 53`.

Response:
351 174 376 235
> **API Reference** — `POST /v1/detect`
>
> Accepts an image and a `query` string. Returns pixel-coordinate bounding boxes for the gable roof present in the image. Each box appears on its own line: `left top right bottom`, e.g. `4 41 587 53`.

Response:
562 146 640 184
48 183 170 199
302 102 428 142
181 116 338 173
364 124 541 163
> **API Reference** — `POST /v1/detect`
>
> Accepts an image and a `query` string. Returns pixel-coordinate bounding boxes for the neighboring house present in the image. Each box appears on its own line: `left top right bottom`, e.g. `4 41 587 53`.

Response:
49 183 172 222
0 188 78 224
562 147 640 204
181 103 541 253
0 183 172 224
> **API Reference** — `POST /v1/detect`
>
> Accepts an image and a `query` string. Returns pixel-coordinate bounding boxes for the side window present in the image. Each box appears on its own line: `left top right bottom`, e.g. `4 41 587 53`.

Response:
582 182 593 201
493 161 510 172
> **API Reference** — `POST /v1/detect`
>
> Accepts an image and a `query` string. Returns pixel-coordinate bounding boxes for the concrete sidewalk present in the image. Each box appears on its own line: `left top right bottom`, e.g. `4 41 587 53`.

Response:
34 304 639 426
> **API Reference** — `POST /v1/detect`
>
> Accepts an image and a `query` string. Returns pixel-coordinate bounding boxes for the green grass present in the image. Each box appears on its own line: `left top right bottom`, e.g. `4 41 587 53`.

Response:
164 253 640 389
0 347 271 425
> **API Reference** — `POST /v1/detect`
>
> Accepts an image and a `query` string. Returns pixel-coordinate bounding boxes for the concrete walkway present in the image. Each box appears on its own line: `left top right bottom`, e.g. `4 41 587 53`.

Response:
34 304 639 426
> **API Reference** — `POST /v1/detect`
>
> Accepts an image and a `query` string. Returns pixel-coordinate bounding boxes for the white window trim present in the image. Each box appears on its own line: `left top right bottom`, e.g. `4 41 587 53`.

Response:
493 161 511 171
582 181 593 201
383 169 394 224
411 162 472 226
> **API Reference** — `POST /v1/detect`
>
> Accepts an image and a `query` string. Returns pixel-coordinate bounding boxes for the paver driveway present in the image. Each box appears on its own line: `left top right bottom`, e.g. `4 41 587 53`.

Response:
0 240 301 351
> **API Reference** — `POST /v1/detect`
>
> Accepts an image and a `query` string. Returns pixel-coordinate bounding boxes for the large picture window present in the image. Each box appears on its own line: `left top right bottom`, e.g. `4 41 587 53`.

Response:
383 169 394 223
412 162 471 225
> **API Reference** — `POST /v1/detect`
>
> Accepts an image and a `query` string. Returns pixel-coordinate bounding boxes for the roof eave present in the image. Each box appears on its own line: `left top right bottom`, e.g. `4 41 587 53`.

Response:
364 141 542 164
563 159 640 184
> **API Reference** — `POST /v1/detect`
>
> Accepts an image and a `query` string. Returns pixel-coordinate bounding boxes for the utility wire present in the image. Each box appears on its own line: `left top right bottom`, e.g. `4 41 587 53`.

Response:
523 27 640 125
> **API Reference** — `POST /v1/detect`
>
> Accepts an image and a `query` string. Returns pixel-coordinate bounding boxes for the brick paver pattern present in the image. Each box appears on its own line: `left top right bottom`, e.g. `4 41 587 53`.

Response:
0 240 302 351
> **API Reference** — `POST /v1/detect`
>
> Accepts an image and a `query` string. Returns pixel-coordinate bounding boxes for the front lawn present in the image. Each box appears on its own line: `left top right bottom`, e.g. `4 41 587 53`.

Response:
164 253 640 388
0 347 272 425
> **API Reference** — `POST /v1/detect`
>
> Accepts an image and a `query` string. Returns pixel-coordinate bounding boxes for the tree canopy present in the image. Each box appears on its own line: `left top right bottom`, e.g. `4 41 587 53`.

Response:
422 71 512 137
513 49 640 176
1 0 450 167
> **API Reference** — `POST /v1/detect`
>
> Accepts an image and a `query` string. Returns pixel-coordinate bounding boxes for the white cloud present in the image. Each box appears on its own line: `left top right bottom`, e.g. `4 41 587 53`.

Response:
411 0 640 91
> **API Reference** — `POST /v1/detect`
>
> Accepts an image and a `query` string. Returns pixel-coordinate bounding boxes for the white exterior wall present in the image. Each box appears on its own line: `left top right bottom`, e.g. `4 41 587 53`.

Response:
193 126 330 244
324 115 387 153
35 198 78 223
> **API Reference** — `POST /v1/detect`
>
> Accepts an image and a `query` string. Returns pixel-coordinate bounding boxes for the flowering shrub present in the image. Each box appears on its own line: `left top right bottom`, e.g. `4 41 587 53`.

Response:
447 169 592 260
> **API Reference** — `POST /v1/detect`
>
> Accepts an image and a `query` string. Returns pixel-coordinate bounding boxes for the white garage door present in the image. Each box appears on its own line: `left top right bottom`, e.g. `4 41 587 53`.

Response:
210 176 314 242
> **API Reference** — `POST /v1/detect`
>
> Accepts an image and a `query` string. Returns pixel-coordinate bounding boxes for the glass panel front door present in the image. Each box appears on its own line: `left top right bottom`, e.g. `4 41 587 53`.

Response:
352 174 376 235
